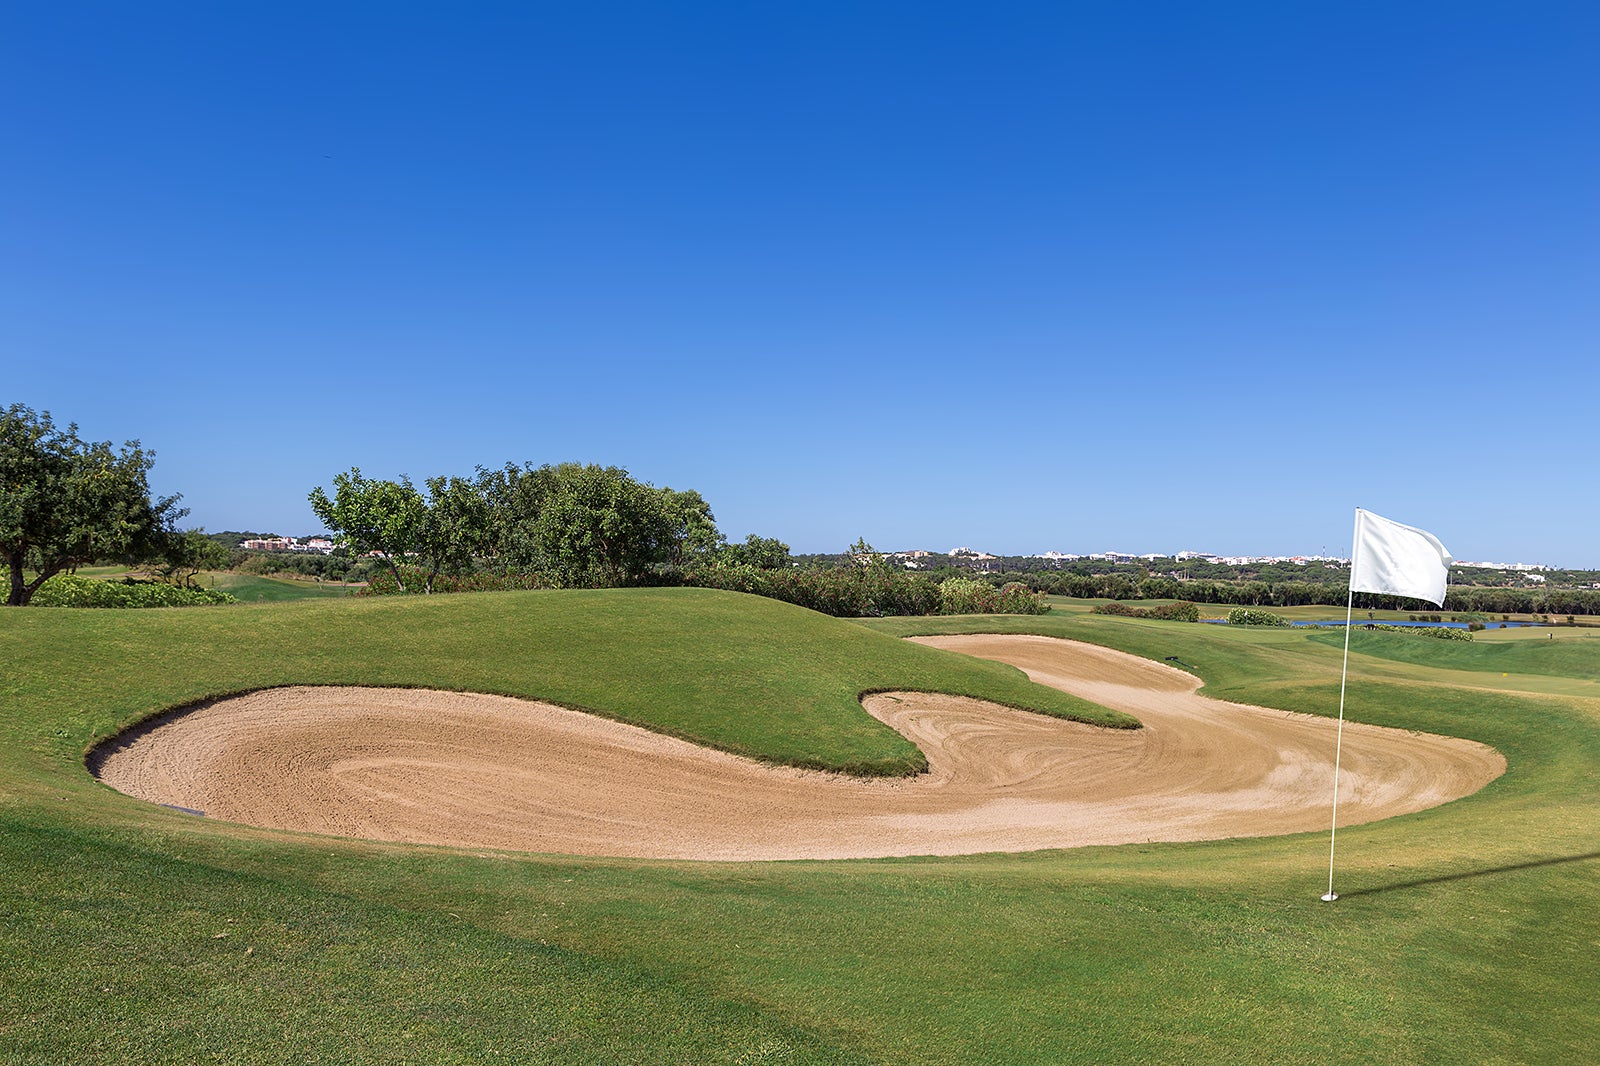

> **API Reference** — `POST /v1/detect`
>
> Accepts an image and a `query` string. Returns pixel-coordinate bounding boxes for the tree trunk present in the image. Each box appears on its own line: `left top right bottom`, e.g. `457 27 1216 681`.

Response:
6 551 25 606
6 551 59 606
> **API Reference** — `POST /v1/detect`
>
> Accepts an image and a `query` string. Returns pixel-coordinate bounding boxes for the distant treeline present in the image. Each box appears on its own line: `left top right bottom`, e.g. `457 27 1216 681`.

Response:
993 571 1600 616
800 551 1600 591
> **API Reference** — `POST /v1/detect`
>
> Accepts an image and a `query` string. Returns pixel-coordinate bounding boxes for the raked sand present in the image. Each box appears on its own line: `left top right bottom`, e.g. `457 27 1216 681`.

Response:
91 634 1504 860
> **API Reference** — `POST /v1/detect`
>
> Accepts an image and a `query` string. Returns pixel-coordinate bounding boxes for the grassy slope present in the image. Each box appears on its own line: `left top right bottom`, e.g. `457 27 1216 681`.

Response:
2 591 1598 1063
2 587 1126 791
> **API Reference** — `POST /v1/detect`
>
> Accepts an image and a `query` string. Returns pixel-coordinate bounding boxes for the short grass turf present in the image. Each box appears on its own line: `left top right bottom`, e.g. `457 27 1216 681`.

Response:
2 589 1598 1064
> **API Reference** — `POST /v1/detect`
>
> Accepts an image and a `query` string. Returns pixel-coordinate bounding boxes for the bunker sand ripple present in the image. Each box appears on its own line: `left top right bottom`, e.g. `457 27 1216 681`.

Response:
93 634 1504 859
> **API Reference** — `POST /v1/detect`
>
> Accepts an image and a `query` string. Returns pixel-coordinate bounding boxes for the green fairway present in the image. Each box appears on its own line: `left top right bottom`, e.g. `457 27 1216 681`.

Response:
2 589 1597 1063
208 572 360 602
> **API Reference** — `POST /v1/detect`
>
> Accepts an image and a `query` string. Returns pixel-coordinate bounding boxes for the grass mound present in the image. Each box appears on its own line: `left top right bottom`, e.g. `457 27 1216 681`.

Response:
7 587 1130 786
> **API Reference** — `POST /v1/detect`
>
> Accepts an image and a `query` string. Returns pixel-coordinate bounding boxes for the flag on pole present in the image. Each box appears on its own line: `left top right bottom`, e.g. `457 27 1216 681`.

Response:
1324 507 1454 901
1350 508 1454 608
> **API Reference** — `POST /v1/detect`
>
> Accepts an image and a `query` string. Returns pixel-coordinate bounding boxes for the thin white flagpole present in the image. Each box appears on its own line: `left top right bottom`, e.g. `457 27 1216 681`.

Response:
1324 512 1360 902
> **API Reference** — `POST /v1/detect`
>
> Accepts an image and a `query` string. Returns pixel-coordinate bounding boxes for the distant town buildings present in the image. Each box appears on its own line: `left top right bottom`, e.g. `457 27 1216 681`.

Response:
240 537 293 552
239 536 336 555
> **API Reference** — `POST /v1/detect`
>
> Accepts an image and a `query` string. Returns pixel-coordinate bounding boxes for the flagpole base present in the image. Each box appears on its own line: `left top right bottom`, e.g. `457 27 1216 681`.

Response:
1321 892 1339 902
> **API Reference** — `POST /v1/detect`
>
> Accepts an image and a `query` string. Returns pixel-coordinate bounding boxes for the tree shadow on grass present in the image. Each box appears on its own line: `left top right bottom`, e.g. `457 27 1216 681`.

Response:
1339 851 1600 898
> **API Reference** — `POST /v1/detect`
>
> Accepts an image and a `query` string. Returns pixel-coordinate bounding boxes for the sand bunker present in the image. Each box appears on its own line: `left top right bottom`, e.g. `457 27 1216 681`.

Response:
91 634 1503 860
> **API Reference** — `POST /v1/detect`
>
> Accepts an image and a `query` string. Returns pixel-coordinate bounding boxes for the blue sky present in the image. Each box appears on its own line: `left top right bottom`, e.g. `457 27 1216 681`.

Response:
5 3 1596 564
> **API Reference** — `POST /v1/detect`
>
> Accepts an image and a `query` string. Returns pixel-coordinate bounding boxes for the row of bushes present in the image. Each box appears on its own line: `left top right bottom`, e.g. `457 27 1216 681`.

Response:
360 561 1051 618
684 566 1049 618
1016 573 1343 608
363 566 553 596
1004 571 1600 616
1311 622 1474 641
1415 612 1580 627
30 575 238 608
1091 600 1201 622
936 577 1051 616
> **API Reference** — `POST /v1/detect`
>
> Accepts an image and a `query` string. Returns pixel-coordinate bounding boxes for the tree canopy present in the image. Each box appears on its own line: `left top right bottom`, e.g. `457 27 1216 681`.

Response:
314 461 757 592
1 404 185 606
721 533 792 571
161 529 232 588
309 468 491 595
484 462 722 587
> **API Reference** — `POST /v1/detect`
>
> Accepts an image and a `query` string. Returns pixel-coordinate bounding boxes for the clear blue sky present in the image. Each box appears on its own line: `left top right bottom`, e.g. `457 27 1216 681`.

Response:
5 3 1596 564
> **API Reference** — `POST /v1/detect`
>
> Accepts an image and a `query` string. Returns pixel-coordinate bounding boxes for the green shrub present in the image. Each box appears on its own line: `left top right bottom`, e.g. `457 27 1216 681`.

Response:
362 566 551 596
995 581 1047 614
1226 607 1290 627
938 577 998 615
683 566 1044 618
30 575 236 608
1373 623 1472 641
1092 600 1199 622
367 559 1050 618
1309 621 1474 641
1144 600 1200 622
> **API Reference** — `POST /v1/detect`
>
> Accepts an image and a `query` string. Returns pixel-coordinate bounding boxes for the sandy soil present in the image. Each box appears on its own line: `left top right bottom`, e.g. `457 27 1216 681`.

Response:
91 634 1504 860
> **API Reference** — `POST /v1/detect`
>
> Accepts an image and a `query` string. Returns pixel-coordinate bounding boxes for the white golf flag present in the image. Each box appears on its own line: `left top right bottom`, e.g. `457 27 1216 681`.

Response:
1350 508 1453 607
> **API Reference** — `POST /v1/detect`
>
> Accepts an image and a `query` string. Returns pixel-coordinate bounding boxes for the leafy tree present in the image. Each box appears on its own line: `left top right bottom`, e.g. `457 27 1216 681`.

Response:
310 469 492 595
846 537 894 574
1 404 185 606
530 463 677 587
723 533 792 570
309 468 427 593
475 462 554 569
658 487 723 571
476 464 725 584
415 475 490 593
162 528 232 587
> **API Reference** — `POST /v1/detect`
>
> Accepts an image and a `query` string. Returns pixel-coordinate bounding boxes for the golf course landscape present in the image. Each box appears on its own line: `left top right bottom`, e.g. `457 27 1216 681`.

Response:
12 1 1599 1060
2 588 1596 1063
